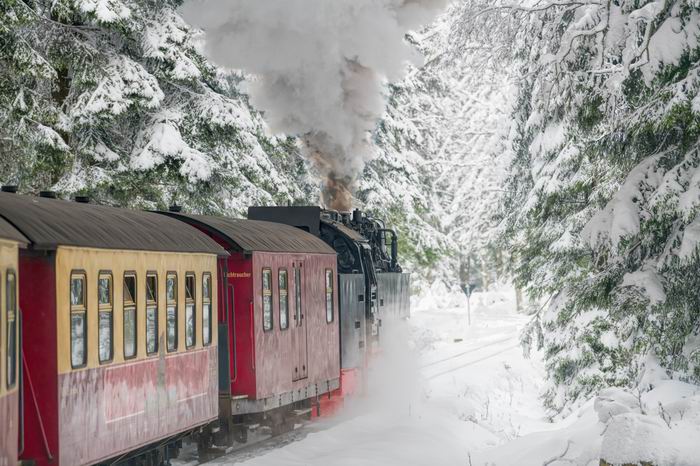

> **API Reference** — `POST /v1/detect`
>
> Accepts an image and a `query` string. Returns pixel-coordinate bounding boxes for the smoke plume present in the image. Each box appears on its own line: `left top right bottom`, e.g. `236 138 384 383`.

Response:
181 0 447 211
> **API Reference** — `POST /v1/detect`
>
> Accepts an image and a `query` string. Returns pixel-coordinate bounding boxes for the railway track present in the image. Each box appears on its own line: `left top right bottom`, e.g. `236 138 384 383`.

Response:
419 336 516 369
421 337 521 380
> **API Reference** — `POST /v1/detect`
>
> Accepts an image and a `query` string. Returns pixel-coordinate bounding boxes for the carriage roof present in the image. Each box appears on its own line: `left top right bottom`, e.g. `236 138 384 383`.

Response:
162 212 336 255
0 216 28 245
0 192 226 255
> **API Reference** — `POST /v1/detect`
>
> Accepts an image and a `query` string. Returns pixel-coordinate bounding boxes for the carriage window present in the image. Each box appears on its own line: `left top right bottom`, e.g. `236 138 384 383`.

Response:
294 267 302 326
98 273 113 363
325 269 334 323
202 273 212 346
146 274 158 355
123 274 137 359
6 271 17 387
185 273 196 348
262 268 273 331
279 269 289 330
166 273 178 352
70 273 87 368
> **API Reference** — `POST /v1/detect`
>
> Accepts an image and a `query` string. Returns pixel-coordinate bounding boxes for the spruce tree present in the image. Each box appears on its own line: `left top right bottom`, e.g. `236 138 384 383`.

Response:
496 0 700 412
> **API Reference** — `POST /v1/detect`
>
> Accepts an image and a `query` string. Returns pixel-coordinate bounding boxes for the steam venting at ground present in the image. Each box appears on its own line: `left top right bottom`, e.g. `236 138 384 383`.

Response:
181 0 447 211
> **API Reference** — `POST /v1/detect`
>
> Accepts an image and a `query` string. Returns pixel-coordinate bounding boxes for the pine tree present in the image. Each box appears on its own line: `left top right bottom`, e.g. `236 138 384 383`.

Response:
0 0 314 213
495 0 700 413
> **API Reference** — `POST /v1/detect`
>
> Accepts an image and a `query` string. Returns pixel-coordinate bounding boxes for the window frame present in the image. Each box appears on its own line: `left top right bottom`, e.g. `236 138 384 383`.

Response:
166 272 179 353
70 270 88 369
202 272 212 346
185 272 196 349
294 266 302 327
325 268 334 324
145 272 159 356
97 271 114 365
123 272 138 360
262 268 273 332
6 270 17 388
278 268 289 331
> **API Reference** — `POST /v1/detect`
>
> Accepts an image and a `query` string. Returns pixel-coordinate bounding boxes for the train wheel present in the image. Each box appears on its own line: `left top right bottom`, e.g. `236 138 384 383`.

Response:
270 413 294 436
197 430 214 462
233 424 249 444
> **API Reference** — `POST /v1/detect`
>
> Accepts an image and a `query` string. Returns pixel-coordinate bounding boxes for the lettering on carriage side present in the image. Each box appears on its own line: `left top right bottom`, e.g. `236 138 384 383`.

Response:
227 272 251 278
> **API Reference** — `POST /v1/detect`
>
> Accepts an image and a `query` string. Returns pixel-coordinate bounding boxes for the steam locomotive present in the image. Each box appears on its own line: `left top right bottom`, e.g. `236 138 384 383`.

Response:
0 189 410 466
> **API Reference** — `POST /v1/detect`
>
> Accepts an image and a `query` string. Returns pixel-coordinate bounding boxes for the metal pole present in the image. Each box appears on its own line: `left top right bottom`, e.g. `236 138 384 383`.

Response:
466 256 471 326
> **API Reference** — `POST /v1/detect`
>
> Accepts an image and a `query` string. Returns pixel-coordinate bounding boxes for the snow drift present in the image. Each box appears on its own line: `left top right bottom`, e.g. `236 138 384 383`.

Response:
181 0 447 210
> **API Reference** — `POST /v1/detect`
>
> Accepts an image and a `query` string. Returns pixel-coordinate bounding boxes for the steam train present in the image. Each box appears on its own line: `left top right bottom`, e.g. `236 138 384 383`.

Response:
0 188 409 466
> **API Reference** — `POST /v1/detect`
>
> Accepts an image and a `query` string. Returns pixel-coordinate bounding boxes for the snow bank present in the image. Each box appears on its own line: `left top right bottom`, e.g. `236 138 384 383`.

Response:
473 380 700 466
412 280 468 312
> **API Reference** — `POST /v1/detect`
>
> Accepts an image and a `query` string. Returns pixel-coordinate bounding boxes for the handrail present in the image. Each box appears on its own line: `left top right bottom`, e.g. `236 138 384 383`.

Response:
229 283 238 383
249 301 255 370
18 308 24 455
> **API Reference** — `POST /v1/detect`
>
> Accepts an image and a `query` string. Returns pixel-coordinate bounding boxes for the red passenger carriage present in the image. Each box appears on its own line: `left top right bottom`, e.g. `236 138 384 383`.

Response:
162 213 341 437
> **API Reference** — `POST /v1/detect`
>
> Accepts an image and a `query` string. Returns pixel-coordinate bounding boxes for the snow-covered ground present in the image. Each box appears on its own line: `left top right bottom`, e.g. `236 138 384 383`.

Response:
204 284 549 465
202 283 700 466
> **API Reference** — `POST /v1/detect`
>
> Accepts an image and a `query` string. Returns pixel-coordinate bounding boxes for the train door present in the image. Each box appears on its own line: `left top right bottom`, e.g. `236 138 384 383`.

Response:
292 262 308 381
218 260 234 396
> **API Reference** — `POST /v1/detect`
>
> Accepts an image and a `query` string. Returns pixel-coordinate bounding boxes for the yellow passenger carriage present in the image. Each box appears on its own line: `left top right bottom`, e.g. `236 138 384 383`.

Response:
0 214 27 466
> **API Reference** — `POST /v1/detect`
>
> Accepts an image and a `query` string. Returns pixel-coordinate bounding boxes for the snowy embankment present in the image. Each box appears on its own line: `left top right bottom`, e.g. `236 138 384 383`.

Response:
215 284 700 466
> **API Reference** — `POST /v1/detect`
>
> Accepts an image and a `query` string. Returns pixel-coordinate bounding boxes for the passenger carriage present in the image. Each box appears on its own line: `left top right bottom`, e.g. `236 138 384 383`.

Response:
248 206 411 413
161 212 340 438
0 215 27 466
0 191 226 466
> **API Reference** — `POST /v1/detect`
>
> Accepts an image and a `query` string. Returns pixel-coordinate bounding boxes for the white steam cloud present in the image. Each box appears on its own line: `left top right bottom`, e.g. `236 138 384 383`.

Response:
181 0 447 210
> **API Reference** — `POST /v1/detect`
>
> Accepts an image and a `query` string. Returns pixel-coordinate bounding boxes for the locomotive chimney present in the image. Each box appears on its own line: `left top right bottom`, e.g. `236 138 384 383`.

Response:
1 185 18 193
353 209 362 224
39 190 57 199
